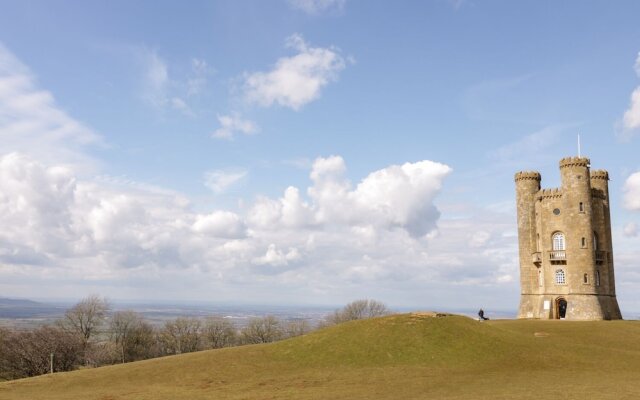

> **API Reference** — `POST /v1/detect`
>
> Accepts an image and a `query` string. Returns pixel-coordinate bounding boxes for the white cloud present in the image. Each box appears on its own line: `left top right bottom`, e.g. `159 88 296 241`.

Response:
0 42 102 170
623 222 638 238
0 41 526 307
204 169 248 193
0 150 537 309
622 87 640 130
212 114 258 139
287 0 345 15
192 211 246 238
247 156 452 238
620 52 640 140
243 34 347 110
624 171 640 211
252 244 301 267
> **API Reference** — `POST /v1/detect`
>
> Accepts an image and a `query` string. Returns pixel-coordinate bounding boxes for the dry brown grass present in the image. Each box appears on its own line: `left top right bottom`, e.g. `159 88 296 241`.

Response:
2 314 640 399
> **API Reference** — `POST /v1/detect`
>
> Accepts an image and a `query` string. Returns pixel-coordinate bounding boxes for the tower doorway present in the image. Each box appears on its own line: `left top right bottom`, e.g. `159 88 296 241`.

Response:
556 298 567 319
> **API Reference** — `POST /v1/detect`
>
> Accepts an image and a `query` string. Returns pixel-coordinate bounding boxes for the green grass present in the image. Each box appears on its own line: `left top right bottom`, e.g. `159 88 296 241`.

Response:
2 313 640 399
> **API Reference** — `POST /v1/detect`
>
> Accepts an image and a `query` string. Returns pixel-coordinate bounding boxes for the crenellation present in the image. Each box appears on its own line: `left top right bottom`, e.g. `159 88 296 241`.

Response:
559 156 590 168
514 171 542 181
537 187 562 199
590 170 609 180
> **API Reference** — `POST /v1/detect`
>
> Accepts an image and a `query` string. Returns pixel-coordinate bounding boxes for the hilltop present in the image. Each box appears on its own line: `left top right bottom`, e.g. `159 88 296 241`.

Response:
2 313 640 399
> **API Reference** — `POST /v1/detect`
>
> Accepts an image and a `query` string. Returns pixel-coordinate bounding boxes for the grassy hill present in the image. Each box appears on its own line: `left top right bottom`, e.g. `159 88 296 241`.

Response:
2 313 640 399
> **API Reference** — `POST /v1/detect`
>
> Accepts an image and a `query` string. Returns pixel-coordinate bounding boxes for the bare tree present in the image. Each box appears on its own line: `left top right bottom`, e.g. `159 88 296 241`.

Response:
110 311 155 363
60 295 109 365
0 326 83 379
240 315 282 344
325 299 390 325
158 317 201 355
202 317 237 349
283 319 311 338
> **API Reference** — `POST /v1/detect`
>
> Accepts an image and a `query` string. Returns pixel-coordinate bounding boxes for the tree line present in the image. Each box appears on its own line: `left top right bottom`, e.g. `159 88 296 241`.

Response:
0 296 388 381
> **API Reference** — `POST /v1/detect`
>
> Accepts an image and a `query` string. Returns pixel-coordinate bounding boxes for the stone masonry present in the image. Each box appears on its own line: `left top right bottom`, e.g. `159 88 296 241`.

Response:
515 156 622 320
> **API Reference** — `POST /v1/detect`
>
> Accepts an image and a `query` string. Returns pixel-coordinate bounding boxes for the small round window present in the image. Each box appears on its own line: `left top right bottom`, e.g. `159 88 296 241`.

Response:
553 208 560 215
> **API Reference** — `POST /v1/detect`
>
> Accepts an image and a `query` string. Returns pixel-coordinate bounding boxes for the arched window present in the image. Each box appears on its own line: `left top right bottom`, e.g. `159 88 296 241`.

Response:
581 237 587 248
593 232 599 251
596 270 601 287
583 273 588 284
579 202 584 212
555 269 566 285
552 232 566 251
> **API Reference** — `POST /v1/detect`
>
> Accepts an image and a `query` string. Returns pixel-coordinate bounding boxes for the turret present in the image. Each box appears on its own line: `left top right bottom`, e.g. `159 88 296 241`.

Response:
590 170 616 295
515 171 541 297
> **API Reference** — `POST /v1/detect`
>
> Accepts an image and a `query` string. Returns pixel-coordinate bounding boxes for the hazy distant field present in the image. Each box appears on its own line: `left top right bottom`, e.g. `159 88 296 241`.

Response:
3 313 640 400
0 298 334 329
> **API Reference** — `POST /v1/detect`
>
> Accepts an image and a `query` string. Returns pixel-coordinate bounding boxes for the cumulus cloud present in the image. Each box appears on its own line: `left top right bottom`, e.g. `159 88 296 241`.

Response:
204 168 248 193
0 152 455 295
624 171 640 211
211 114 258 139
0 41 523 306
243 34 347 110
620 52 640 140
0 42 101 169
192 211 246 238
0 150 533 308
288 0 345 15
247 156 452 238
252 244 301 268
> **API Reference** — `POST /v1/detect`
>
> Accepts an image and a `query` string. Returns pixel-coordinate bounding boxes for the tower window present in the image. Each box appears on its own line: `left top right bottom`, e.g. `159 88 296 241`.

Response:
552 232 566 251
596 270 601 287
583 273 589 284
579 202 584 212
555 269 566 285
581 237 587 248
593 232 599 251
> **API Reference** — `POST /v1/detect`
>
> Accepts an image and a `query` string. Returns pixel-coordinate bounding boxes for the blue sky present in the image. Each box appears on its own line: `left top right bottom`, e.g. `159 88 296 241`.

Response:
1 0 640 312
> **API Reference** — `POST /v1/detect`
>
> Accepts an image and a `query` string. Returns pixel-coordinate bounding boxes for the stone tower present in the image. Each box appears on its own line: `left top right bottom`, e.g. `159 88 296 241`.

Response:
515 156 622 320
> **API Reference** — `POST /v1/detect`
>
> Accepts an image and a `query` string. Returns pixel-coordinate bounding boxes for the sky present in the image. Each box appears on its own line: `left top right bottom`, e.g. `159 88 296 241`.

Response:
1 0 640 312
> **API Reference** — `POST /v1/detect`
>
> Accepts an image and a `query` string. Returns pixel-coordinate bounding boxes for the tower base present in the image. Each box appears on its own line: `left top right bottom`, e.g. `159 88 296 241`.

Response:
518 294 622 320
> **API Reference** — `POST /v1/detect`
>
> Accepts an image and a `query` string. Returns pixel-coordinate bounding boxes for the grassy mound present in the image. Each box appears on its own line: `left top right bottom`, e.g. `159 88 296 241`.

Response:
2 313 640 399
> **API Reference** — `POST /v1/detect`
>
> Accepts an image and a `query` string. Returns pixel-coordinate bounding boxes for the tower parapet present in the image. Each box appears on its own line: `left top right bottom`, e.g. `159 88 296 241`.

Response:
559 156 590 169
590 170 609 181
514 171 541 182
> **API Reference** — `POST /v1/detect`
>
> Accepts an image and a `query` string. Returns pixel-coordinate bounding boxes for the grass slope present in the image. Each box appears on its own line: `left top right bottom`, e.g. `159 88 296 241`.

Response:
2 313 640 399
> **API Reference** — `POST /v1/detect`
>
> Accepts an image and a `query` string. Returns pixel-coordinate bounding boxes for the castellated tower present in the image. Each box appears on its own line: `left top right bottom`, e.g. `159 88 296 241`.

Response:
515 157 622 320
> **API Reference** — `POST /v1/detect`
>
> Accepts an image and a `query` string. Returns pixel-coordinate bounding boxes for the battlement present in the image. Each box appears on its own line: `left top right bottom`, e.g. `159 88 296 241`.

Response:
590 170 609 181
559 156 590 169
536 187 562 200
515 171 541 182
